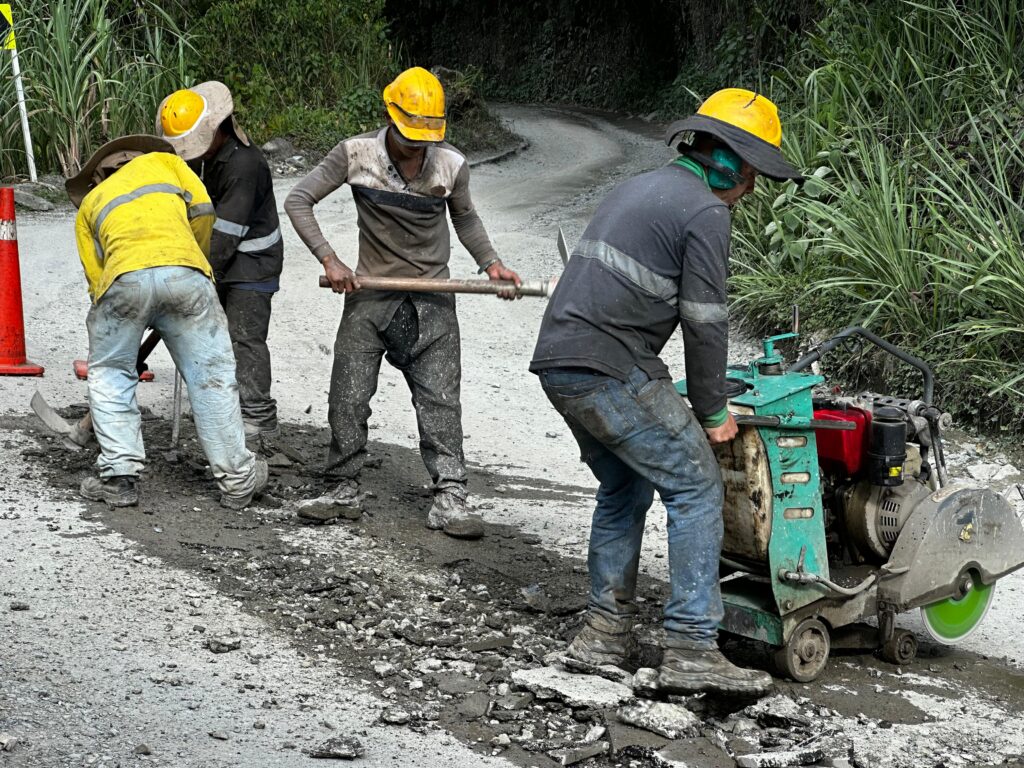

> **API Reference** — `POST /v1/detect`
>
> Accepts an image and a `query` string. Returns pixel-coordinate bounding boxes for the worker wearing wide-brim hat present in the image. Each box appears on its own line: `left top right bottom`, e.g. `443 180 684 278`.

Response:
531 89 802 698
67 134 267 510
284 66 523 539
156 81 283 447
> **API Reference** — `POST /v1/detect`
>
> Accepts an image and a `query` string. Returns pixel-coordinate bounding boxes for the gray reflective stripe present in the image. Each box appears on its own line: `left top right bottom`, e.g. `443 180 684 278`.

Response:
576 238 678 304
679 299 728 323
237 227 281 253
212 216 247 235
93 236 104 262
94 183 189 233
187 202 215 220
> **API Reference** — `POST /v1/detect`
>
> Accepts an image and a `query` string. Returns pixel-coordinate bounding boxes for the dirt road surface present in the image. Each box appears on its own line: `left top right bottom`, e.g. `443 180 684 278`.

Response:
3 106 1024 767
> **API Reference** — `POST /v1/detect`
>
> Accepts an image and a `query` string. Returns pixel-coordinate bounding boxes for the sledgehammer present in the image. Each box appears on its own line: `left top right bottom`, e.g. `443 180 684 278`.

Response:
318 274 558 297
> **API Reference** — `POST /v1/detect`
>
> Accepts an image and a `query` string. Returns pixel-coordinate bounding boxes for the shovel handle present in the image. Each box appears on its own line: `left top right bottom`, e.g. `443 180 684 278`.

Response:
317 274 556 297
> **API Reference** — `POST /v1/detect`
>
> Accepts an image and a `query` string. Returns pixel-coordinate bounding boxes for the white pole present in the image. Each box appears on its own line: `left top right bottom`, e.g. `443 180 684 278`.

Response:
10 44 35 182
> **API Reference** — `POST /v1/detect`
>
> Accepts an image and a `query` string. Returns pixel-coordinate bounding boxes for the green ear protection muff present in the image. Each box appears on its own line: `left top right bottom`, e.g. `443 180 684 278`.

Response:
708 147 743 190
679 145 747 190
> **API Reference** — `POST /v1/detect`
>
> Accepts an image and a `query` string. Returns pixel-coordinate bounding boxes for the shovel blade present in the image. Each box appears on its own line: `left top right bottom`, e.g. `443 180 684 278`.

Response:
30 390 73 435
557 227 570 267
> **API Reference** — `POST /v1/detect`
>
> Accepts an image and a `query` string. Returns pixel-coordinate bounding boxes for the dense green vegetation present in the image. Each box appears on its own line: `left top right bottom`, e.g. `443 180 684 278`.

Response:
727 0 1024 428
0 0 189 177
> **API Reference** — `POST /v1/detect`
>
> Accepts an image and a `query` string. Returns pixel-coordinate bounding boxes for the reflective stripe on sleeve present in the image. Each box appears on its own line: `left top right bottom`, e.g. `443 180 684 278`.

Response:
679 299 728 323
575 238 678 304
237 227 282 253
212 216 247 235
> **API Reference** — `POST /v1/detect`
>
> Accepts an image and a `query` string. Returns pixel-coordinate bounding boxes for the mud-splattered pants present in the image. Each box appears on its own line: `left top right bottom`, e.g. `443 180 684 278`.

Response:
218 286 278 433
539 365 724 649
86 266 259 501
326 293 466 492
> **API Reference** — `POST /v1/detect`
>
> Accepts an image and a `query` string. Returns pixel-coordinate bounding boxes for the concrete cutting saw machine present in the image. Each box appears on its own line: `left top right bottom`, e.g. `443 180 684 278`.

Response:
676 327 1024 681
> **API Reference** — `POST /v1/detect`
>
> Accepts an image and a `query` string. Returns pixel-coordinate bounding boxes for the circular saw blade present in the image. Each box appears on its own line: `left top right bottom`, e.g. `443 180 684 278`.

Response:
920 576 995 644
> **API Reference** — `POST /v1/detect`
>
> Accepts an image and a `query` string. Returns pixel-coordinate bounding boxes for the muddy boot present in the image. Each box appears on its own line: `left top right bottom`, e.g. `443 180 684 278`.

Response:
565 612 637 669
296 479 363 523
80 475 139 507
221 459 269 510
244 421 280 453
657 646 773 696
426 488 484 539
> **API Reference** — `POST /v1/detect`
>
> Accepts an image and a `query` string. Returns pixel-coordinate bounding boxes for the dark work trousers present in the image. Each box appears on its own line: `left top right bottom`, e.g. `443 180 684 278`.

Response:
326 294 466 492
218 286 278 432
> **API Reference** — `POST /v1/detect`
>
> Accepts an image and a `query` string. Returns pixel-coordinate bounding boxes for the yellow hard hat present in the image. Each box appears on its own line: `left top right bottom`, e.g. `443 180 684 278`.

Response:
698 88 782 147
156 82 250 161
665 88 803 182
160 89 207 138
383 67 446 143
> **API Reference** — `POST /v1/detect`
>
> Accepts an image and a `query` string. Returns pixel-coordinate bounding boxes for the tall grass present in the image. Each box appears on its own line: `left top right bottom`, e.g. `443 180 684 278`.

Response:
0 0 191 178
721 0 1024 427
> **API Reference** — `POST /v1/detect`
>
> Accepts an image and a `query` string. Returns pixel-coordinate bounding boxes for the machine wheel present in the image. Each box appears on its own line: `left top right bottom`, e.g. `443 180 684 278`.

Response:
774 618 831 682
880 628 918 665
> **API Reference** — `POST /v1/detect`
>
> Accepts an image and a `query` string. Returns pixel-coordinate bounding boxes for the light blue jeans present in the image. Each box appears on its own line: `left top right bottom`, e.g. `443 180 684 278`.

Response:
539 365 725 649
86 266 257 500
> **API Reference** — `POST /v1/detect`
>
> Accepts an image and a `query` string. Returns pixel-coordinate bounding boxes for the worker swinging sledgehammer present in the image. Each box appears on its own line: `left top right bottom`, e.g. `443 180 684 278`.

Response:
285 66 522 539
530 89 804 695
156 81 283 449
66 135 268 509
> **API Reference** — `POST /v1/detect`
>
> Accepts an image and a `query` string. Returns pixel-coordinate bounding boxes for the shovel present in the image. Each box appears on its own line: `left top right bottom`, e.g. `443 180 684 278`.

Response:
30 330 166 450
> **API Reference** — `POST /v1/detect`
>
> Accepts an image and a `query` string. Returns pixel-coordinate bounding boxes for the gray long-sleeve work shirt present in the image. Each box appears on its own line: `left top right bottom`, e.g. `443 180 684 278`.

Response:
284 127 498 281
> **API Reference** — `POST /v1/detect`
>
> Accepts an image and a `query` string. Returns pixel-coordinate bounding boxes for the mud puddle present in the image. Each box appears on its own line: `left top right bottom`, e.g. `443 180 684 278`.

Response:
7 412 1024 767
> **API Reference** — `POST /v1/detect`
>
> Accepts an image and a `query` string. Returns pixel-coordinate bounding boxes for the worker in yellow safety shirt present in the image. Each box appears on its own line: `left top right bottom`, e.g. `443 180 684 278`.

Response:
66 134 267 509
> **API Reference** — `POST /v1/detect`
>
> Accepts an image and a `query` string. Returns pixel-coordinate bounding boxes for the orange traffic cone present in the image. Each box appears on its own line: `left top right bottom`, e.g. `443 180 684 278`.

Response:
0 187 43 375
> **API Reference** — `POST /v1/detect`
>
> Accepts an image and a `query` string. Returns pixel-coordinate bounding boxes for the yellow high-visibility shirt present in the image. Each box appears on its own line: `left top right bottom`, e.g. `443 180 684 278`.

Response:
74 152 216 302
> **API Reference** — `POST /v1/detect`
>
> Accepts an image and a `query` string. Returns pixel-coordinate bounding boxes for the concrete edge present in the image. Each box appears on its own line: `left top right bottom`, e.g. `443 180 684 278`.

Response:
468 140 531 168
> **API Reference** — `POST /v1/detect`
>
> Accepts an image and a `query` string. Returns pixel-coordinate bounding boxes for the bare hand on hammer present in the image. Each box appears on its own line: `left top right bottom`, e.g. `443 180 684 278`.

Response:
321 252 360 294
484 260 523 300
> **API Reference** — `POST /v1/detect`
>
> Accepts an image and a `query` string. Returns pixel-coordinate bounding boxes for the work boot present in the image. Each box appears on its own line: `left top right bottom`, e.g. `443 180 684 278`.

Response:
426 488 484 539
244 421 280 453
80 475 139 508
296 479 363 523
220 459 269 510
657 646 773 696
565 612 637 669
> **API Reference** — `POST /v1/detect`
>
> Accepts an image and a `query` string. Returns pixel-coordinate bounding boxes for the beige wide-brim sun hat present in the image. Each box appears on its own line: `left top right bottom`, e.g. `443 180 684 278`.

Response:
156 81 250 162
65 134 176 208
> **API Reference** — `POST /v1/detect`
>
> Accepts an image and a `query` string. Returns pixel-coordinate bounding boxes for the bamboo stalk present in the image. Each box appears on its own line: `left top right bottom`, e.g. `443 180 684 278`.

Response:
318 275 557 298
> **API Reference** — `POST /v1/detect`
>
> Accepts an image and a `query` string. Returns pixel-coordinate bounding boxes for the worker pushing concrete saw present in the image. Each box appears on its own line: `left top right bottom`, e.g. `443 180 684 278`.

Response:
285 66 523 539
65 135 268 510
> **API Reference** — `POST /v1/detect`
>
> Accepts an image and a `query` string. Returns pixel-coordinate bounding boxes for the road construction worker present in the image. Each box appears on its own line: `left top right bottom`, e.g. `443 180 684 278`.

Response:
530 89 804 695
66 135 268 509
156 81 283 447
285 66 522 539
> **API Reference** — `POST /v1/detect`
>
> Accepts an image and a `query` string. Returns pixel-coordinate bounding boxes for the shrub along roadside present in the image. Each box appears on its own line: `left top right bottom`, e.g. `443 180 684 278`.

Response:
717 0 1024 431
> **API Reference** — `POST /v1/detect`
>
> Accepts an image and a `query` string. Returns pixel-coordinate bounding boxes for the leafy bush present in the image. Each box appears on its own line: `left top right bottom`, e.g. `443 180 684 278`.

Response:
715 0 1024 429
194 0 399 150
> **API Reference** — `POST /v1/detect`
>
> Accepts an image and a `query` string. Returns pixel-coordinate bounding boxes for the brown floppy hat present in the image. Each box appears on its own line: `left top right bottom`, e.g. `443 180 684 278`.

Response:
156 81 250 162
65 134 176 208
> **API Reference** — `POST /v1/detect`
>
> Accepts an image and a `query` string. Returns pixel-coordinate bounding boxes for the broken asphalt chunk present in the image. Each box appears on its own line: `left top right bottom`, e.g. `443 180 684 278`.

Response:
617 699 701 740
305 736 364 760
512 666 633 708
206 635 242 653
549 740 609 765
735 746 828 767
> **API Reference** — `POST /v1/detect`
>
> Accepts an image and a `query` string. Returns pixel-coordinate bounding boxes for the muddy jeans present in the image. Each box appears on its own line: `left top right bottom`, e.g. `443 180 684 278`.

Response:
218 286 278 432
326 294 466 492
539 365 724 649
86 266 258 501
